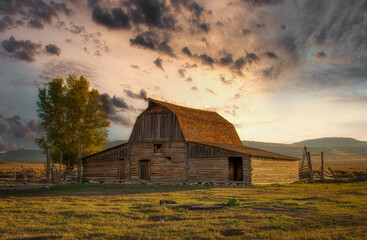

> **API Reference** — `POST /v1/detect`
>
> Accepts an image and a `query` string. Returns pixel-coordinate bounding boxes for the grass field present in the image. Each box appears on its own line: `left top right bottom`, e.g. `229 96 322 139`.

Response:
0 181 366 239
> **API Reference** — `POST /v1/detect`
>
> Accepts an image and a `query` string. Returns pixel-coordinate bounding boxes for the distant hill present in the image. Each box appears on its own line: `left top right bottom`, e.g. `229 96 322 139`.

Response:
243 137 367 160
293 137 367 147
1 138 365 163
0 150 45 162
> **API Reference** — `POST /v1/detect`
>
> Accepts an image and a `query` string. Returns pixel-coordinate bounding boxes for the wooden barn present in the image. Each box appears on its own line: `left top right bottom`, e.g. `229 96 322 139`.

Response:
83 98 299 185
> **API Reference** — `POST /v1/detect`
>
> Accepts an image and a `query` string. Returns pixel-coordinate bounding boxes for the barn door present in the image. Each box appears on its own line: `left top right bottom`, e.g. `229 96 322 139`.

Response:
228 157 243 181
140 160 151 180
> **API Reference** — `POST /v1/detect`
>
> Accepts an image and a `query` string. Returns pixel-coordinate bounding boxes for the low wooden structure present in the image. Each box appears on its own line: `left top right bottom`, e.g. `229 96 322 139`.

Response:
83 99 299 185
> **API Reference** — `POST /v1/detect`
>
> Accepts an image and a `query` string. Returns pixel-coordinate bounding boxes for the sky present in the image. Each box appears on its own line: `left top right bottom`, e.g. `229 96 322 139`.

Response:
0 0 367 151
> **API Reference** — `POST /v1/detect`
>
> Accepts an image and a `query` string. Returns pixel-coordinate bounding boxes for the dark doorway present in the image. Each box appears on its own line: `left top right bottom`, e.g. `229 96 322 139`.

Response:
118 159 125 179
228 157 243 181
140 160 151 180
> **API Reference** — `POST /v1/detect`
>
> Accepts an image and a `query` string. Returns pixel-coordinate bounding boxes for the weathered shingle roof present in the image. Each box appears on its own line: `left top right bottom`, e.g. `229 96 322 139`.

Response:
149 98 242 146
189 141 299 161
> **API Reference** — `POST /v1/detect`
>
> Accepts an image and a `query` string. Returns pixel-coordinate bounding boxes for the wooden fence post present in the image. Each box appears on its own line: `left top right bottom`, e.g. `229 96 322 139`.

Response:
321 151 324 181
78 140 82 184
46 149 50 182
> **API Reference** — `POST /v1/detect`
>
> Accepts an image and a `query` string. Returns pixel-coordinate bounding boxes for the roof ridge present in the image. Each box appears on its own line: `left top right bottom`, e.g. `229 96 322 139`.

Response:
148 98 217 114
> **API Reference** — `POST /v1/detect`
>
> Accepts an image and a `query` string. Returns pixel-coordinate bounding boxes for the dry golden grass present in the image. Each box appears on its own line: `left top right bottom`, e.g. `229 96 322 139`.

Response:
0 182 366 239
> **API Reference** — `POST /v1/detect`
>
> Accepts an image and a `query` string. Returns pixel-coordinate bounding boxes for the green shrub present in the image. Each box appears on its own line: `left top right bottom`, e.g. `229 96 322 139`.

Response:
226 198 242 206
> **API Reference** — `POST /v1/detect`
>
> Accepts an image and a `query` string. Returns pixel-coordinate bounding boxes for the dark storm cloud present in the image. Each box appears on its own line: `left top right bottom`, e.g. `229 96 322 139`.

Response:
0 115 44 139
266 51 278 59
310 1 367 49
243 0 283 7
28 18 43 29
1 36 41 62
45 44 61 56
124 89 147 99
198 22 210 32
89 0 177 30
0 0 72 30
99 93 132 127
92 5 130 29
0 15 17 32
154 57 164 70
219 54 233 66
233 57 246 71
188 2 204 18
130 31 175 57
245 52 260 63
181 46 192 57
199 53 214 65
256 23 266 28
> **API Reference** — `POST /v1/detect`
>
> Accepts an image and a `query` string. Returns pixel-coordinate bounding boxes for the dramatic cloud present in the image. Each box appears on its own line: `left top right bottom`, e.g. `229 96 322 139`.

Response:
219 54 233 66
100 93 131 127
154 57 163 70
130 31 175 57
199 53 214 65
266 51 278 59
1 36 41 62
45 44 61 56
92 6 130 29
181 46 192 57
0 0 72 30
124 89 147 99
0 115 44 139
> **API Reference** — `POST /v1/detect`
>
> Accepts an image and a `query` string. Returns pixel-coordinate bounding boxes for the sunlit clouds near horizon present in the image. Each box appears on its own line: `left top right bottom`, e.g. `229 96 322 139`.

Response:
0 0 367 151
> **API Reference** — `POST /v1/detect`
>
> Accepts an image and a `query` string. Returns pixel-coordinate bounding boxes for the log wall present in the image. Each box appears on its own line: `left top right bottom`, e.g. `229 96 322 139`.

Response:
251 158 299 184
83 144 129 182
188 157 251 184
84 159 119 182
129 142 187 183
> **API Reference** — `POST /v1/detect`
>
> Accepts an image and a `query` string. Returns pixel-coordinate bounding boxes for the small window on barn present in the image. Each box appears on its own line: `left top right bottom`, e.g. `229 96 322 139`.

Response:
153 144 163 153
165 157 172 164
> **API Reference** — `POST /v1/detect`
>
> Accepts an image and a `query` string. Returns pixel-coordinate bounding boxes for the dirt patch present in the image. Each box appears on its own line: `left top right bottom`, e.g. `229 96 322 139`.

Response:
220 228 245 236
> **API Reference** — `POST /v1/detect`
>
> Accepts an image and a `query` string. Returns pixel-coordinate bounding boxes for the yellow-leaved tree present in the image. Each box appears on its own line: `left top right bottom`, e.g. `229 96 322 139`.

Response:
36 75 110 166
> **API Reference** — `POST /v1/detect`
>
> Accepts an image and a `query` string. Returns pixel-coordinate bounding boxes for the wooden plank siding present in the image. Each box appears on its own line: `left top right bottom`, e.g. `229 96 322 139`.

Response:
83 144 129 182
251 158 299 184
129 107 185 143
129 142 186 183
188 157 251 184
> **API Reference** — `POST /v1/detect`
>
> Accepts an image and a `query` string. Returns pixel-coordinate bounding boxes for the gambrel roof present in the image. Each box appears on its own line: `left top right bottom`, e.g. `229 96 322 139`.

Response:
149 98 243 146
